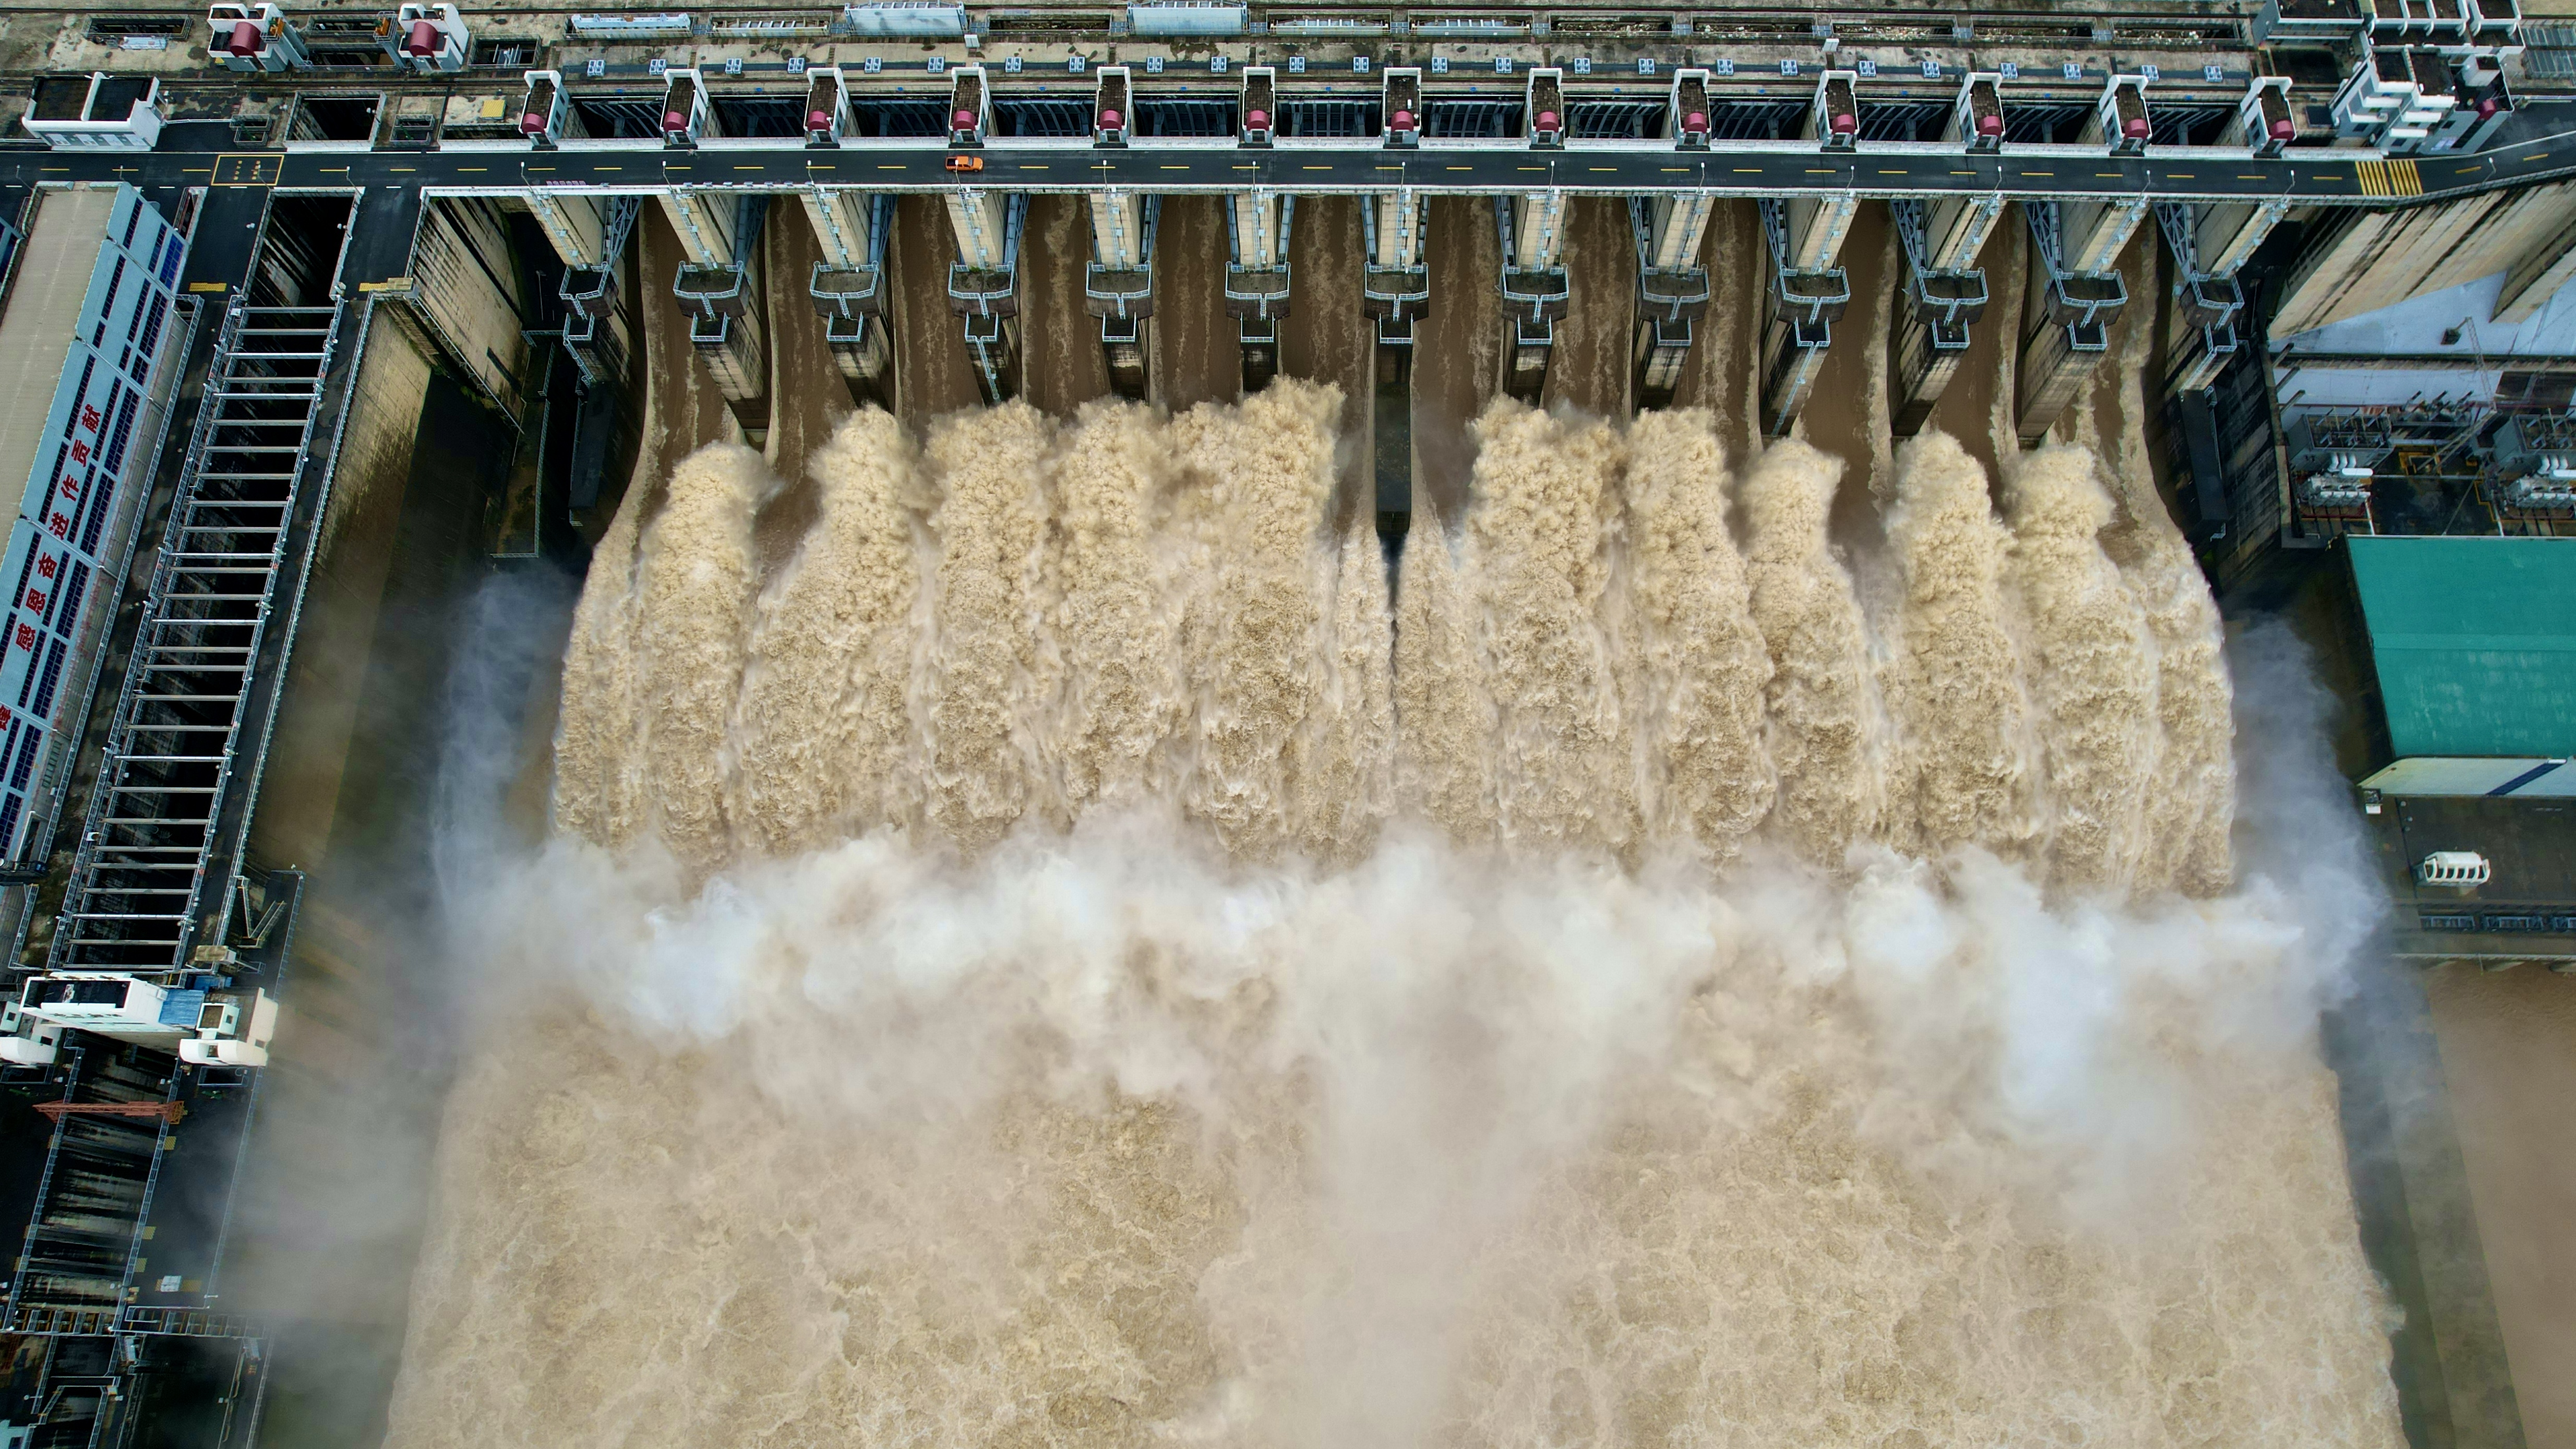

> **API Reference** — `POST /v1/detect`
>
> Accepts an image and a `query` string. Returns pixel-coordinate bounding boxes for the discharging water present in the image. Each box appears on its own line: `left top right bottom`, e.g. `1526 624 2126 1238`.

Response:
385 381 2401 1447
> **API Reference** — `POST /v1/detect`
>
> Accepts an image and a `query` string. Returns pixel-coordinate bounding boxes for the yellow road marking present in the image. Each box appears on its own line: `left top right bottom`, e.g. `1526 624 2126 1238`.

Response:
2021 170 2051 176
1879 169 1904 175
456 166 486 172
595 165 621 171
2096 171 2123 177
1805 167 1835 174
211 154 282 187
1734 167 1760 173
2239 174 2265 180
1447 165 1471 171
2354 158 2423 196
1589 166 1615 173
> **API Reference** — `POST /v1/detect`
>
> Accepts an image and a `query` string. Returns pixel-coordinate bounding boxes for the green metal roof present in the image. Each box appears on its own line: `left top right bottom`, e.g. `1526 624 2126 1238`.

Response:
2347 536 2576 760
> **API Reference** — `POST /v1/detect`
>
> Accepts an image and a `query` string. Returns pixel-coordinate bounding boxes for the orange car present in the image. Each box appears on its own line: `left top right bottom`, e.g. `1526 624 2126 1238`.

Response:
944 154 985 173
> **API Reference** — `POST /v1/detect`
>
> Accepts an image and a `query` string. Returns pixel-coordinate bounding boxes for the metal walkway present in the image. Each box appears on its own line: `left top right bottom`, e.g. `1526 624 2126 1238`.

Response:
50 301 341 974
5 1045 178 1324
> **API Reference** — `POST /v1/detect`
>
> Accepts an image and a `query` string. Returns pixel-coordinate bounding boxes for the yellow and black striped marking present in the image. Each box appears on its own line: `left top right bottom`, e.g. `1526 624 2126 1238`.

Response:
2354 158 2424 198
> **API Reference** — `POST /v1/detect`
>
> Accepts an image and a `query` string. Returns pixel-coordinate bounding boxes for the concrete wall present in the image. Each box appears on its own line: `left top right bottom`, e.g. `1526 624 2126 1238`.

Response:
2426 967 2576 1449
2275 182 2576 338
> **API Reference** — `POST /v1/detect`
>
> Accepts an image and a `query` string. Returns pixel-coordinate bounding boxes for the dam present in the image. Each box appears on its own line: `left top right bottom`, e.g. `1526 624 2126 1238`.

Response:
0 1 2571 1442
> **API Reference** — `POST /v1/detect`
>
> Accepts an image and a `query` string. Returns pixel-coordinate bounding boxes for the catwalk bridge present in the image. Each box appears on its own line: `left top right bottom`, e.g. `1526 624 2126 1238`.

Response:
2 132 2569 203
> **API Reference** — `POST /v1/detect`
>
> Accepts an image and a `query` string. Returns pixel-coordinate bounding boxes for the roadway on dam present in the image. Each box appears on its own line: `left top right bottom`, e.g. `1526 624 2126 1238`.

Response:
4 126 2573 208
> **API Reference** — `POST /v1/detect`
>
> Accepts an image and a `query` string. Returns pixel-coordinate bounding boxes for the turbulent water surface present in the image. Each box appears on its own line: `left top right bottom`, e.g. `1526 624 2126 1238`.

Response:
386 383 2400 1447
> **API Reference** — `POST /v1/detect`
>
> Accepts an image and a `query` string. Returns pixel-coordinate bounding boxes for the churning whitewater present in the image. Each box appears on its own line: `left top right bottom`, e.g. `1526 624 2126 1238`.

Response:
387 383 2400 1447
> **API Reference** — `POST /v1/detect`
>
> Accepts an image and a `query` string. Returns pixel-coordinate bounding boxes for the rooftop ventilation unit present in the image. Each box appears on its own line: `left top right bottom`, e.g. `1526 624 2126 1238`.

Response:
2418 850 2492 887
948 63 988 146
1949 72 2006 152
1526 67 1564 149
519 68 580 146
1095 64 1131 146
662 66 715 147
206 3 308 72
387 2 468 72
1670 68 1710 149
1810 70 1860 151
2231 76 2296 157
805 65 849 145
2086 74 2152 155
1240 64 1274 146
1383 66 1421 147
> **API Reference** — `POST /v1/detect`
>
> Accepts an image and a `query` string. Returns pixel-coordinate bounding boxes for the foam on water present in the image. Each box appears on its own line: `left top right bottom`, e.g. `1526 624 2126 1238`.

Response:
387 386 2399 1447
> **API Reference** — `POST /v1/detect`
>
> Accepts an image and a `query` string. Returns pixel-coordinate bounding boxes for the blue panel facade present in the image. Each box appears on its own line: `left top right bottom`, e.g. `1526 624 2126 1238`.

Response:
0 184 185 864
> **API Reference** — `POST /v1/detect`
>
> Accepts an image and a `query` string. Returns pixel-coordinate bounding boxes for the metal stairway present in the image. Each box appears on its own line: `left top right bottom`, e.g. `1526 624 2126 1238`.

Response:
5 1047 175 1330
49 301 342 974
